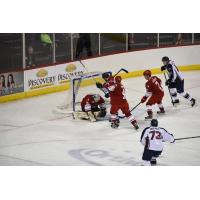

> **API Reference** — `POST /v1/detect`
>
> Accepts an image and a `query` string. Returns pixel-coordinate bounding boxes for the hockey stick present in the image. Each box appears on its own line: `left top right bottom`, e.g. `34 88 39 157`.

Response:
175 136 200 141
113 68 129 77
164 72 175 106
118 102 141 119
79 60 98 84
79 60 109 96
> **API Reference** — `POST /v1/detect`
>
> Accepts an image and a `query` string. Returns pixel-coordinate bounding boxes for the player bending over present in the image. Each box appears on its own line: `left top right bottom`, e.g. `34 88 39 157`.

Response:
141 70 165 120
161 56 196 106
73 94 106 122
96 72 139 129
140 119 175 166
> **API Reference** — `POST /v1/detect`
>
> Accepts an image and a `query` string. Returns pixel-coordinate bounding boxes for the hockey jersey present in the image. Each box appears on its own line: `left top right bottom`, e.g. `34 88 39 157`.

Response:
103 76 127 105
145 76 164 97
81 94 105 112
140 126 174 151
165 60 184 82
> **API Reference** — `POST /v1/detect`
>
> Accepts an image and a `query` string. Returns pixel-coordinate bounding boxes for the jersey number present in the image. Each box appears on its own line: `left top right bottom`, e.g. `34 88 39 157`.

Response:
149 131 163 140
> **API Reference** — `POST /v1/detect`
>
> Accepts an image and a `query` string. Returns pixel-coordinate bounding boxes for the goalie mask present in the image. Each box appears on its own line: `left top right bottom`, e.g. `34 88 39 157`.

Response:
93 94 100 102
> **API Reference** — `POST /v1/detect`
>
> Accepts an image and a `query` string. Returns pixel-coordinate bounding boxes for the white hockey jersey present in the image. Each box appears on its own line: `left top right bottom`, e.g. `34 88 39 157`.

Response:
166 60 184 82
140 126 174 151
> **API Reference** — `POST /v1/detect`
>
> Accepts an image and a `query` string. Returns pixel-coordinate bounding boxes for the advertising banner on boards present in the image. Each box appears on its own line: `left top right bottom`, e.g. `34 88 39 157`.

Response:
0 71 24 96
24 62 86 92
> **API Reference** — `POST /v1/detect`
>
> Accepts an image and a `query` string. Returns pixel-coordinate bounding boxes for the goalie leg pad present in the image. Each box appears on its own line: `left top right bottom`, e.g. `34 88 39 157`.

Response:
73 111 97 122
87 111 97 122
73 111 90 120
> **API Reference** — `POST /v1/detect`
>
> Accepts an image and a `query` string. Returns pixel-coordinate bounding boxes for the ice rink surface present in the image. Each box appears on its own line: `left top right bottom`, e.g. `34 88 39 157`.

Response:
0 71 200 166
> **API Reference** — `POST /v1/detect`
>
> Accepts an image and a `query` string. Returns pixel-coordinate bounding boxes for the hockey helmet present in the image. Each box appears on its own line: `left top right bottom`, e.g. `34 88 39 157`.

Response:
115 76 122 83
151 119 158 127
162 56 170 62
143 70 151 77
102 72 111 80
93 94 100 102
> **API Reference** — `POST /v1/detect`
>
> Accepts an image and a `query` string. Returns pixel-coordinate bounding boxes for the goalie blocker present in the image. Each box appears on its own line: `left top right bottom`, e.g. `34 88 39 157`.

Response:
73 94 107 122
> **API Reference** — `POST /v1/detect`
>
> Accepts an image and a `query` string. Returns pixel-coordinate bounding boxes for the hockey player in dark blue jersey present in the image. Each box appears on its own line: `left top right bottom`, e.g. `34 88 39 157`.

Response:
161 56 196 106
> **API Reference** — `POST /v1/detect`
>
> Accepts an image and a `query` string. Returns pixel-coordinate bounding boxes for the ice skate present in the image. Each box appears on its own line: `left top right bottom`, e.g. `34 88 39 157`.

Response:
157 108 165 114
190 98 196 107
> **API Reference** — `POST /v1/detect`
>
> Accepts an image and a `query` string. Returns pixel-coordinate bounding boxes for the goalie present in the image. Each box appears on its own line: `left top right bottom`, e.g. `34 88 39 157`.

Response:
73 94 107 122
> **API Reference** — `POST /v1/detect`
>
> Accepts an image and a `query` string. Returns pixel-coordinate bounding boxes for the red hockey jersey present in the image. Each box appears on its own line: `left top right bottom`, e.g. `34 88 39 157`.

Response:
103 76 127 105
145 76 164 97
81 94 105 112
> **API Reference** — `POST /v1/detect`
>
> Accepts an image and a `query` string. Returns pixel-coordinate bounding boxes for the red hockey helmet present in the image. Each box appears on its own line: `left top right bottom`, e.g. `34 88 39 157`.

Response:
143 70 151 77
115 76 122 83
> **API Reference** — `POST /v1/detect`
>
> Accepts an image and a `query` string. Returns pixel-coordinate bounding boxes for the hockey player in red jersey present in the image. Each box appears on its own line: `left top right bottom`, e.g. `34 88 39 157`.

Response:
74 94 106 122
81 94 106 114
141 70 165 120
96 72 139 129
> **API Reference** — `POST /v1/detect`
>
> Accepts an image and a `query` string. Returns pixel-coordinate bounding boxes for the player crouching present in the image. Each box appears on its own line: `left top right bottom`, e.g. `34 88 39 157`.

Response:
96 72 139 130
140 119 175 166
141 70 165 120
73 94 106 122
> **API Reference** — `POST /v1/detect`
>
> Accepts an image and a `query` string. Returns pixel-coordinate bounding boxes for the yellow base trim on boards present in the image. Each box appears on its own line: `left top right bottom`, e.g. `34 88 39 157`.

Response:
1 64 200 103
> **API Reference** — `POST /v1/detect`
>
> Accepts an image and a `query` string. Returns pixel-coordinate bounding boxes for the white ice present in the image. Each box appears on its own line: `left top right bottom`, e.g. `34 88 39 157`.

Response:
0 71 200 166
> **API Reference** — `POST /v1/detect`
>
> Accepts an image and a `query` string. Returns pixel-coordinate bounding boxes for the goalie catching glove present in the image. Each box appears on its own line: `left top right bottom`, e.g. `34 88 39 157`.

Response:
97 109 107 118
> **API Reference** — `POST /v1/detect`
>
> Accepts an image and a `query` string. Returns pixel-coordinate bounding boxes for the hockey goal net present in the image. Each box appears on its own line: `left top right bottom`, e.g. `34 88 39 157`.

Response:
54 71 108 114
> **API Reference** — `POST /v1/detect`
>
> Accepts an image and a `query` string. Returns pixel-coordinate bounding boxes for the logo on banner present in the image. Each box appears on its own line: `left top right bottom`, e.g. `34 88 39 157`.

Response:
28 68 56 90
57 63 84 84
65 64 77 72
36 69 48 78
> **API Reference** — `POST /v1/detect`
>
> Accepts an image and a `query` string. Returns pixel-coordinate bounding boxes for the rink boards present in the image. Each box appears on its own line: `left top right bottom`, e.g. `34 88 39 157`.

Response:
1 44 200 103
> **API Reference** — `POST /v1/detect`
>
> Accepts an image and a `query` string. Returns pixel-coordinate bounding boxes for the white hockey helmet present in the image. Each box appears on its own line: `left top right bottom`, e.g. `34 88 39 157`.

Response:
93 94 100 102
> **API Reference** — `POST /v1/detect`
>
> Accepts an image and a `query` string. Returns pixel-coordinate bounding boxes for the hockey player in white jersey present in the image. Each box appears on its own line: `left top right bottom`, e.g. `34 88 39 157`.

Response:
140 119 175 166
161 56 196 106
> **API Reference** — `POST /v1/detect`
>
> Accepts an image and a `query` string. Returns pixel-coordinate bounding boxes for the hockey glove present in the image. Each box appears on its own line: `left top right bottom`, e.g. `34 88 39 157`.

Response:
170 135 175 143
98 109 107 118
96 82 103 89
165 79 171 86
141 96 148 103
171 139 175 143
161 66 166 71
105 93 110 98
